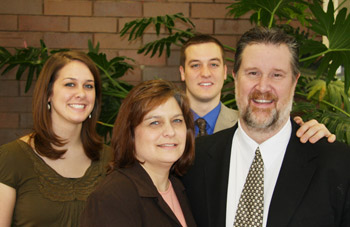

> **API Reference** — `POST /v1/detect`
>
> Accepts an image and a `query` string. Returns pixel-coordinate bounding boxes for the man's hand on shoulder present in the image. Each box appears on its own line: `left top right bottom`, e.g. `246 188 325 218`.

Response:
294 116 336 144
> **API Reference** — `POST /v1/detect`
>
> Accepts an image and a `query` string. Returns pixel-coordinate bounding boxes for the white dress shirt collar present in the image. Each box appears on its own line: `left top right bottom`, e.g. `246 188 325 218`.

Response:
236 119 292 169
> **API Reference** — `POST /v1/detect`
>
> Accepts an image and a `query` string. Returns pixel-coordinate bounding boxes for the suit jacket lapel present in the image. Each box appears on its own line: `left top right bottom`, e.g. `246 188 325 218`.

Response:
267 121 319 227
204 126 238 226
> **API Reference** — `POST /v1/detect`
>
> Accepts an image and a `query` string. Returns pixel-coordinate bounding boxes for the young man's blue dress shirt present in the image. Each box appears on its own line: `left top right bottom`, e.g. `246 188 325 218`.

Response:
192 103 221 137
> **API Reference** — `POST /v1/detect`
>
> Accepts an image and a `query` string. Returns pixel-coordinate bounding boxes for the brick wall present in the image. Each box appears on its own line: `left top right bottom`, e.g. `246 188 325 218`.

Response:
0 0 252 145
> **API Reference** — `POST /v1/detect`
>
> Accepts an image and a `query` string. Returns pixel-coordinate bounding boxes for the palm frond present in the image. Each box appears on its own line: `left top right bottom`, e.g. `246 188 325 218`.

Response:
120 13 196 57
137 29 194 57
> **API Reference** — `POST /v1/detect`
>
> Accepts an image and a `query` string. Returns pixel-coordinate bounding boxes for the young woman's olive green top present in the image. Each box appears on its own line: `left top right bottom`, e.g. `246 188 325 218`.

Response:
0 140 111 227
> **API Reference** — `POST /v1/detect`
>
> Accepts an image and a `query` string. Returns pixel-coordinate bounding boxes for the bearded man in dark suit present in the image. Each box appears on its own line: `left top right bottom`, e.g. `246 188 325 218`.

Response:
182 27 350 227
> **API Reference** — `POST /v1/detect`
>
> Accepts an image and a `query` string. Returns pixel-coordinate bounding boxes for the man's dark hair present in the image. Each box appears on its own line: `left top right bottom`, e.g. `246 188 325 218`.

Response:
234 27 300 79
180 34 226 67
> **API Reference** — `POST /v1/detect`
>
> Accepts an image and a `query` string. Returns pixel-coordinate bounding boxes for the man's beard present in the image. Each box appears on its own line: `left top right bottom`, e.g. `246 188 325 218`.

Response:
237 90 293 133
243 106 279 131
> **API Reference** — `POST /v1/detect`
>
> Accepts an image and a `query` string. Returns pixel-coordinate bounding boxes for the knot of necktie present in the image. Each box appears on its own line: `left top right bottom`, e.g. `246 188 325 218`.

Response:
195 118 208 137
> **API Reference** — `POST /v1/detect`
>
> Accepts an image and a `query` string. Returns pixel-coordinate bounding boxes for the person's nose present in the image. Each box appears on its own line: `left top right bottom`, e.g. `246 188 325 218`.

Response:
76 85 86 98
256 75 271 92
200 65 211 78
162 122 175 137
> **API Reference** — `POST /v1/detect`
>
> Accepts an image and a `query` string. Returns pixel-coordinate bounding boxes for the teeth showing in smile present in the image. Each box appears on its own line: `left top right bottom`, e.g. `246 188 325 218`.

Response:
254 99 273 104
199 82 213 86
69 104 85 109
159 144 177 147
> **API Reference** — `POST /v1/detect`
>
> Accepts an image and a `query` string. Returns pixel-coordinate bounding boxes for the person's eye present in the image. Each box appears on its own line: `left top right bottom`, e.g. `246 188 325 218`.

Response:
210 63 219 68
65 83 75 87
273 73 283 78
150 121 160 126
173 119 183 124
190 64 200 69
85 84 94 89
248 71 258 76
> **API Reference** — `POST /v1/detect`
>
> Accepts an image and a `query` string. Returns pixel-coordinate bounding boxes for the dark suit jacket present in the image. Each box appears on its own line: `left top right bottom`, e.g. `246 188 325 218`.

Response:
182 120 350 227
81 163 196 227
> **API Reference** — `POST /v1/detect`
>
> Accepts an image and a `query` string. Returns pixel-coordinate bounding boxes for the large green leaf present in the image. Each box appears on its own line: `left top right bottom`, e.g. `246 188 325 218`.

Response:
226 0 309 28
302 0 350 92
305 79 350 113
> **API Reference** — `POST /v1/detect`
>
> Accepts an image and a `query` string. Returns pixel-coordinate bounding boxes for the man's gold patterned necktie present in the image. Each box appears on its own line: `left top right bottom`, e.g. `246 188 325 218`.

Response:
234 147 264 227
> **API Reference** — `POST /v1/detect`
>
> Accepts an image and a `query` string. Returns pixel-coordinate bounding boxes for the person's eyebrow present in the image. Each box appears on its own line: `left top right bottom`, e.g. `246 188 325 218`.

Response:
62 77 94 82
188 58 222 64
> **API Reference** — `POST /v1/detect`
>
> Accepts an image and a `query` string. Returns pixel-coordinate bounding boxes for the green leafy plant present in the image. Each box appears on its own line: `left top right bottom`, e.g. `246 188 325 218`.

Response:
87 46 134 140
0 41 68 92
226 0 309 28
120 13 196 57
294 76 350 144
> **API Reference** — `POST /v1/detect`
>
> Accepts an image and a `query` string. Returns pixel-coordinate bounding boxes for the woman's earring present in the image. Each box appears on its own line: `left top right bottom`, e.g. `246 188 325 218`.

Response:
89 114 92 119
47 102 51 110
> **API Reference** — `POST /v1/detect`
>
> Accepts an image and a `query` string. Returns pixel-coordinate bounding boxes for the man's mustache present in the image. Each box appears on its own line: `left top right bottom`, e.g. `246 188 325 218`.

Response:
249 90 277 102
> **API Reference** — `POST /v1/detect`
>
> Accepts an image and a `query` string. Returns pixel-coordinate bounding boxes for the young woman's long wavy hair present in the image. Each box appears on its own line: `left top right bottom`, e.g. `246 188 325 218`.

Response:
31 51 102 160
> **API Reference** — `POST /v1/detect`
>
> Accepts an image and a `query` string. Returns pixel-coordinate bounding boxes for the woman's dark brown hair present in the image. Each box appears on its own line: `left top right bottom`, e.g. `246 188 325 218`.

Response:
31 51 102 160
110 79 195 176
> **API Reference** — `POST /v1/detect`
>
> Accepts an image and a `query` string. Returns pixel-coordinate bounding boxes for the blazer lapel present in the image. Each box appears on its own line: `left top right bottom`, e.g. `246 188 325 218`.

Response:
156 195 182 225
171 177 197 227
267 122 319 227
204 126 237 226
123 163 182 226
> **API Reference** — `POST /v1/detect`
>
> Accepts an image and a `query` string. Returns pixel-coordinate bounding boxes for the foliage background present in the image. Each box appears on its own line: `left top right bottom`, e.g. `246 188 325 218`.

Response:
0 0 350 145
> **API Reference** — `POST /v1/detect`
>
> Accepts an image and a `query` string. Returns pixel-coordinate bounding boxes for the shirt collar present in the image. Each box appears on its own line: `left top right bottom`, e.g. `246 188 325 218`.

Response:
236 119 292 169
